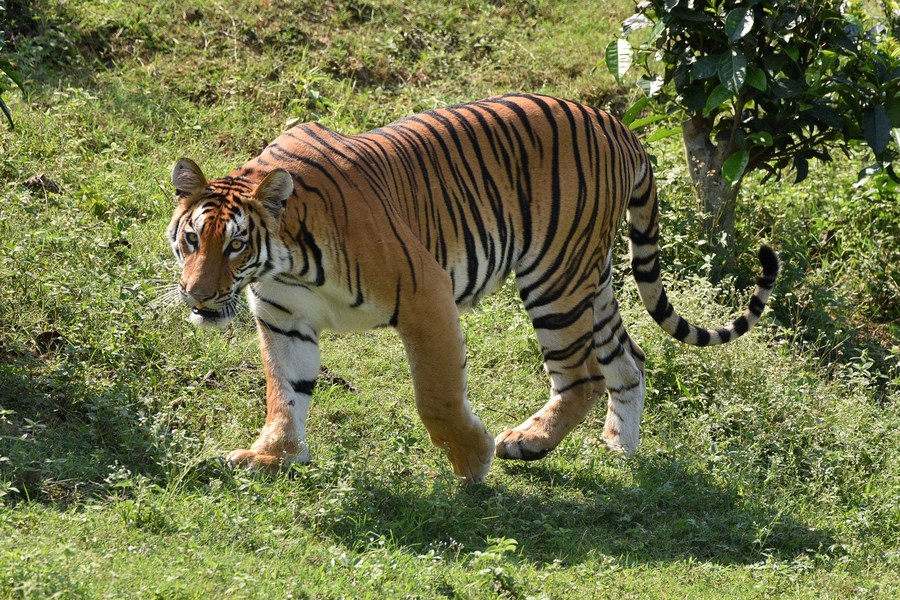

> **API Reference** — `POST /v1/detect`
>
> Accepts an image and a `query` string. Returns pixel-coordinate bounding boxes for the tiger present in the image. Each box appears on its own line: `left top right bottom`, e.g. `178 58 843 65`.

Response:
167 93 780 483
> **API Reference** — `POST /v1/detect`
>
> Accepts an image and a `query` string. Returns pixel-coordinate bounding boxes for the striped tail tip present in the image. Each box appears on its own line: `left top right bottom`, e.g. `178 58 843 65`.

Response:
757 245 781 289
637 245 781 347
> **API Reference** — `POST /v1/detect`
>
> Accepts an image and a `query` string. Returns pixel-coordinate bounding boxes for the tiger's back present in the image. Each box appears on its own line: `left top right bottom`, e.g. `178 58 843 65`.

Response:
168 94 778 481
233 94 645 313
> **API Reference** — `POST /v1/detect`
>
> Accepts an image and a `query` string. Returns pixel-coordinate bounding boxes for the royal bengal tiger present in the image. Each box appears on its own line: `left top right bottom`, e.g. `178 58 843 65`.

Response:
167 93 779 483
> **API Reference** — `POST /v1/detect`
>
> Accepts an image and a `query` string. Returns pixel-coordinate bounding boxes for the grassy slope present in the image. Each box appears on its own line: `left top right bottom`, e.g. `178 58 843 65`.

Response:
1 0 898 597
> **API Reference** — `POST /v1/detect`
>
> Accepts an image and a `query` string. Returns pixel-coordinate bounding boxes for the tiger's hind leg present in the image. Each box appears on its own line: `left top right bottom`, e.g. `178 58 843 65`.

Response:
494 273 606 461
593 260 646 455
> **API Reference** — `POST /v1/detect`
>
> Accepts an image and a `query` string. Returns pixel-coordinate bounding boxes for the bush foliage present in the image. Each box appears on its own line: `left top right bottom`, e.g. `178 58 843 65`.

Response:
607 0 900 263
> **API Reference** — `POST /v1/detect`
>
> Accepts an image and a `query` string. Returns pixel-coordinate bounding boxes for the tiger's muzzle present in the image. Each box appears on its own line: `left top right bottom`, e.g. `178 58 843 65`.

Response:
180 283 238 328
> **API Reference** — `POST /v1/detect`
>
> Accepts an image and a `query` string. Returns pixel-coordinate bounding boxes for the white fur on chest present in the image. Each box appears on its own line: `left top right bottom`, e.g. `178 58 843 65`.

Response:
248 280 386 333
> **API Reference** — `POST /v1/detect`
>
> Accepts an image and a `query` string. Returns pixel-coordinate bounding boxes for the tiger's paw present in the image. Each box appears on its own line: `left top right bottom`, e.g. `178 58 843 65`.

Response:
602 424 639 458
226 443 311 472
600 437 638 458
494 428 555 461
226 449 283 471
442 427 495 484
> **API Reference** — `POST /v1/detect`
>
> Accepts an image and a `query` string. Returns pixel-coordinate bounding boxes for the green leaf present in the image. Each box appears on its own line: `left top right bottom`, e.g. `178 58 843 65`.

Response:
721 150 749 185
806 104 843 130
718 50 747 93
622 96 649 126
681 86 709 112
771 77 805 99
623 13 653 36
630 113 669 129
645 126 682 143
725 8 754 43
691 56 719 82
605 39 633 84
862 105 891 156
794 156 809 183
0 57 25 95
887 96 900 128
703 84 733 116
647 18 666 45
746 131 774 147
637 75 664 98
746 67 766 91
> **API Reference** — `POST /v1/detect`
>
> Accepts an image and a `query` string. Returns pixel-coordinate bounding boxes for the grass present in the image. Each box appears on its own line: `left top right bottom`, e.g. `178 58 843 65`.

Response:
1 0 899 597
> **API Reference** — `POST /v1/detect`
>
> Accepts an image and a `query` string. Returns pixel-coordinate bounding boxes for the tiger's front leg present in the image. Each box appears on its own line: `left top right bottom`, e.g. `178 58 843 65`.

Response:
398 273 495 483
226 318 319 471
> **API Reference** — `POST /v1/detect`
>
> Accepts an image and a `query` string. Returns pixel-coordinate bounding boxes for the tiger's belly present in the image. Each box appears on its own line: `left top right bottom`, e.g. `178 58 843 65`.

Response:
248 280 386 333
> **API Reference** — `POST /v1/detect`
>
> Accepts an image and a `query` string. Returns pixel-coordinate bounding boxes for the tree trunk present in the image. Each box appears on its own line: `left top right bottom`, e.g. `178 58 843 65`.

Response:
681 115 741 278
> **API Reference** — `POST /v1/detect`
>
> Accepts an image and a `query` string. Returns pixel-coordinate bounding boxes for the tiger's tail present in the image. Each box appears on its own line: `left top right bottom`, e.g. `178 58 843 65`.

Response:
626 162 780 346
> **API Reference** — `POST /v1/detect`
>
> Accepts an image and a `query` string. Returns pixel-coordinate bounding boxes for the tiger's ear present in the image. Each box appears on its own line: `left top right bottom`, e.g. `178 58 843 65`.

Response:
171 158 208 198
254 169 294 219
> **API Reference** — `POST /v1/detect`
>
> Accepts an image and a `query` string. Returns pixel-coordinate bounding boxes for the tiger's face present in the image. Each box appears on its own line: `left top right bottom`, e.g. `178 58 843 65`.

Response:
167 158 293 328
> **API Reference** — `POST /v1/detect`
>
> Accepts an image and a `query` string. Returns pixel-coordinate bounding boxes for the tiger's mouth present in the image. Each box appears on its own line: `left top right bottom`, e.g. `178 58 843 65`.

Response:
187 299 237 329
191 306 221 319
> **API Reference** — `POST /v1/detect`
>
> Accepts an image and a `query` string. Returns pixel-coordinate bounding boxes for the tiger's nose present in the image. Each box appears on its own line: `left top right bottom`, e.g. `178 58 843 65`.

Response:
180 282 217 306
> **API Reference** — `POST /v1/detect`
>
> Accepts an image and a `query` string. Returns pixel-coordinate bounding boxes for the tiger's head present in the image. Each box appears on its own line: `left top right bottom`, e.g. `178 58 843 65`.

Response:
167 158 294 328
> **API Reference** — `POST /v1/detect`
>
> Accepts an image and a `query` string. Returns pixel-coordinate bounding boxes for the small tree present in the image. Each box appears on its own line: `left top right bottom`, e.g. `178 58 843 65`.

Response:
607 0 900 272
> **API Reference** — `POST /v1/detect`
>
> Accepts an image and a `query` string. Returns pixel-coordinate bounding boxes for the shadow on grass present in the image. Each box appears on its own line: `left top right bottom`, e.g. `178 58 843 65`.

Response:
0 336 834 566
0 348 164 505
312 455 832 567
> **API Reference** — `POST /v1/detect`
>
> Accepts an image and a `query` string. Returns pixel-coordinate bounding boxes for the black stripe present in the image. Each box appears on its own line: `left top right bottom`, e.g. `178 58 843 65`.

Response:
757 275 777 289
674 318 690 340
253 291 291 314
594 320 625 349
649 291 674 323
562 342 598 371
608 379 641 394
593 309 619 335
733 315 750 335
542 331 594 362
350 262 365 308
290 379 316 396
513 96 563 280
631 252 661 283
257 318 317 343
749 295 766 316
628 188 653 210
388 279 401 328
298 220 325 286
629 339 646 362
555 375 606 394
628 222 658 246
531 294 594 330
715 327 734 342
694 328 711 346
597 345 625 365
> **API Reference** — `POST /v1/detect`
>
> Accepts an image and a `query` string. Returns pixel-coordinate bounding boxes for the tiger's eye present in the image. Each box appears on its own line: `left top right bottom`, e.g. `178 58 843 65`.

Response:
185 231 199 246
228 239 245 253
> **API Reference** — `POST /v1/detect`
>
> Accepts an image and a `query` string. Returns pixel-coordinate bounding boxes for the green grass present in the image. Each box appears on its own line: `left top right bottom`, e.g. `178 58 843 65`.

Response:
1 0 899 597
